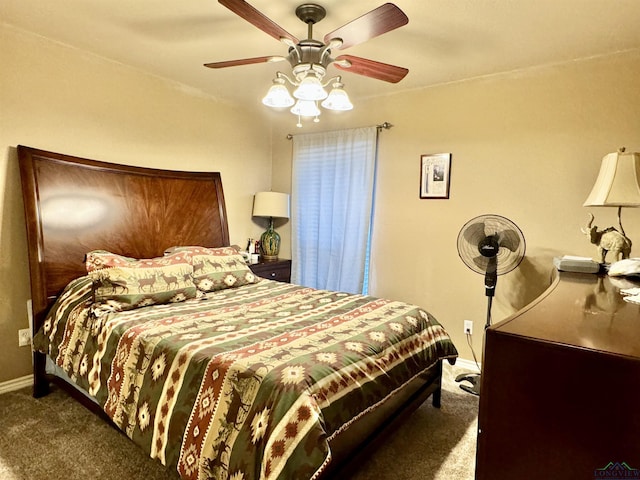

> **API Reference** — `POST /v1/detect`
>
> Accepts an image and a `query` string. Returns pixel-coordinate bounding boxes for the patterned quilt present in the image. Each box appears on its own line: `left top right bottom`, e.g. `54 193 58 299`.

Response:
34 276 458 480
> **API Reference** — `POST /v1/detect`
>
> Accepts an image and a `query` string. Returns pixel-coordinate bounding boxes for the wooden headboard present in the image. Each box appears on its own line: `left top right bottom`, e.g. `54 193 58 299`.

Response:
18 145 230 336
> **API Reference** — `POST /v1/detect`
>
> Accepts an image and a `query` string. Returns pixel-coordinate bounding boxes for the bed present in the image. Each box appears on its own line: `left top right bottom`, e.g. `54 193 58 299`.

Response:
18 145 458 480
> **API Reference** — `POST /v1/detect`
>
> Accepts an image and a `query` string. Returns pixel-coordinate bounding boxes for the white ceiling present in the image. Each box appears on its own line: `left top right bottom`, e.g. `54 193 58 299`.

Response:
3 0 640 110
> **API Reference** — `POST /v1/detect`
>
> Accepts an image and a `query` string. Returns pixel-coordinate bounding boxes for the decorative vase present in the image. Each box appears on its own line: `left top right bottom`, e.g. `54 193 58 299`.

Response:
260 217 280 261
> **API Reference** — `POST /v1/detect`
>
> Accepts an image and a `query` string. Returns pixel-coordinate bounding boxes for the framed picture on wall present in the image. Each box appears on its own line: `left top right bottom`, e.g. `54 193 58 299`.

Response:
420 153 452 199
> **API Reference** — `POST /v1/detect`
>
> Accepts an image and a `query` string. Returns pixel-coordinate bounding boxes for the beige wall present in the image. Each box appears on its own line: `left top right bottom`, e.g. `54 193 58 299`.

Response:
0 24 273 383
271 49 640 362
2 21 639 381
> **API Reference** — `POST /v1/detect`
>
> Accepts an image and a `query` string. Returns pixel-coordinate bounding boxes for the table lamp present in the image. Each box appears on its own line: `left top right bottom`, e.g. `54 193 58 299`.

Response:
252 191 290 261
583 147 640 262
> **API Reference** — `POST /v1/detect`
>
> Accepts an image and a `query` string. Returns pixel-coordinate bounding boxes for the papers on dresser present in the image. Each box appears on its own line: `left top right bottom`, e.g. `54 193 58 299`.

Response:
553 255 601 274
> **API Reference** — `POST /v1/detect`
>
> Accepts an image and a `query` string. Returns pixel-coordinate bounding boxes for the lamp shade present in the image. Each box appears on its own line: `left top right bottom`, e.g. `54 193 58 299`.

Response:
584 149 640 207
252 192 290 218
293 74 328 101
290 100 321 117
262 82 295 108
321 81 353 111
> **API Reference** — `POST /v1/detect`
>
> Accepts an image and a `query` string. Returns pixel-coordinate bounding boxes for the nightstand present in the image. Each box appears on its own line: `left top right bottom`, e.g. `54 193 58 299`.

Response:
249 259 291 283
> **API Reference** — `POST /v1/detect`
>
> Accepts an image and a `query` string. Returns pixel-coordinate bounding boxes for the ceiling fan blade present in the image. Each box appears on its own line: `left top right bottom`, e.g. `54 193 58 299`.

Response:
334 55 408 83
324 3 408 50
218 0 299 44
204 56 285 69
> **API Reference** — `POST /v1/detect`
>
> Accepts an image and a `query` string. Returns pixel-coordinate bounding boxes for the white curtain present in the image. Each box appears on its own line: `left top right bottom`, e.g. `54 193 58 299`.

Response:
291 126 378 293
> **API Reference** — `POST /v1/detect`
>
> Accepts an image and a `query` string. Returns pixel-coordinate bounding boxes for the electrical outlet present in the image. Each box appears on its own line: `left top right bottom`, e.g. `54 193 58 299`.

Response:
464 320 473 336
18 328 31 347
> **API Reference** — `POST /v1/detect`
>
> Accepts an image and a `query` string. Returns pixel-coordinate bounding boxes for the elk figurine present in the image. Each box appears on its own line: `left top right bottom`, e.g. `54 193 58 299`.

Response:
582 213 632 264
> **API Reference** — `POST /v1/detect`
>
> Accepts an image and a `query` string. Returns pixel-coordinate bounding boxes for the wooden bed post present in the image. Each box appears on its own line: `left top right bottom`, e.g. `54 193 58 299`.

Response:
431 360 443 408
33 351 50 398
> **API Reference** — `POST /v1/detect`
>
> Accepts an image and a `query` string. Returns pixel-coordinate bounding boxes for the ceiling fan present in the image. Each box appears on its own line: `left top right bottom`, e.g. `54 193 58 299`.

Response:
204 0 410 88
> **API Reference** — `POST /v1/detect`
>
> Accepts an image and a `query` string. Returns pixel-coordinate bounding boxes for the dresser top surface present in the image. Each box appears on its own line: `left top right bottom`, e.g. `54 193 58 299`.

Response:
490 271 640 358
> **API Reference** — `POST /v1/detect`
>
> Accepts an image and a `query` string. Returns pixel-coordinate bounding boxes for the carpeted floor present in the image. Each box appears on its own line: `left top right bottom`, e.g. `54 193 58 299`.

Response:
0 363 478 480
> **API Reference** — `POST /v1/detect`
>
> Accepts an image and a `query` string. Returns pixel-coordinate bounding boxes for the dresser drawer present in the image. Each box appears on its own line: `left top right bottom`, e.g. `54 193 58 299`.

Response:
249 259 291 283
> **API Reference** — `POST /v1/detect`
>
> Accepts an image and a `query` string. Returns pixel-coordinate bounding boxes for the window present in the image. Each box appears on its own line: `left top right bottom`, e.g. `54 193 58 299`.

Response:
291 127 378 294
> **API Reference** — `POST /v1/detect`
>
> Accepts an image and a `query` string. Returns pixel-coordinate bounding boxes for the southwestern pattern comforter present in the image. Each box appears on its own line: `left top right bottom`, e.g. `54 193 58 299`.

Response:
34 276 458 480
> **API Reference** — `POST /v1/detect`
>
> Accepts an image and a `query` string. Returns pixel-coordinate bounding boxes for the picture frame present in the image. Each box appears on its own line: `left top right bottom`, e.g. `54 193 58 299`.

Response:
420 153 452 199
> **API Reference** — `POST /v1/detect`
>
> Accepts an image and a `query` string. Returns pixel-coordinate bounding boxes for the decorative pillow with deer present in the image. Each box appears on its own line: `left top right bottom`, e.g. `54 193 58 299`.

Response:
85 250 197 311
164 246 259 292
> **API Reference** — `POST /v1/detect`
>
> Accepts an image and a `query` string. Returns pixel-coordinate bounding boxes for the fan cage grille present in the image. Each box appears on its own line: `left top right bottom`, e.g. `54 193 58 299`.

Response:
457 214 526 275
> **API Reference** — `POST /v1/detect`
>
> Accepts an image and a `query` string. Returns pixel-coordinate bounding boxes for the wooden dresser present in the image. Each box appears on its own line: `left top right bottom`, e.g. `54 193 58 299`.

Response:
476 271 640 479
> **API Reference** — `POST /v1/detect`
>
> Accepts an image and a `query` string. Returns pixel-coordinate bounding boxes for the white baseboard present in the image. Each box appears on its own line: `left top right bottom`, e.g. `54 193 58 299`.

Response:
0 374 33 395
450 357 481 371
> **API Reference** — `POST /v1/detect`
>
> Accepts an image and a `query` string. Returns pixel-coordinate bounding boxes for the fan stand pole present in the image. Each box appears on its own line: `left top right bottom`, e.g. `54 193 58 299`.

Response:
485 295 493 330
455 270 496 396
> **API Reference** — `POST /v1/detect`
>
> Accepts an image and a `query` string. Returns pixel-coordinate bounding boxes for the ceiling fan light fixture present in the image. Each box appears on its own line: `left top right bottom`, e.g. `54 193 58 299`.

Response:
321 79 353 111
262 77 295 108
290 99 321 117
293 73 328 101
207 2 410 128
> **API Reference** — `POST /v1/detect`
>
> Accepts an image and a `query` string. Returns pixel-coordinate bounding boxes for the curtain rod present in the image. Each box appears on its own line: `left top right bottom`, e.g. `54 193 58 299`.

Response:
286 122 393 140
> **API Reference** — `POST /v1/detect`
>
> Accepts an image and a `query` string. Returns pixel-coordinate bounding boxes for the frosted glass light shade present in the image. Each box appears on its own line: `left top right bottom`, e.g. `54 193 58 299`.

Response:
262 81 294 108
252 192 290 219
584 150 640 207
321 85 353 111
290 100 321 117
293 75 328 101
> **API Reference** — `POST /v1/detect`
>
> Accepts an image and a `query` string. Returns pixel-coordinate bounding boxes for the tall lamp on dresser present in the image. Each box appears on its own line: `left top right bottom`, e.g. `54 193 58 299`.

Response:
252 191 290 261
582 147 640 262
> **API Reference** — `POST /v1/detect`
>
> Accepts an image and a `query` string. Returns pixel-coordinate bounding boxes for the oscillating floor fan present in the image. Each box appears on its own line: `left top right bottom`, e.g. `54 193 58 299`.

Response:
455 214 526 395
